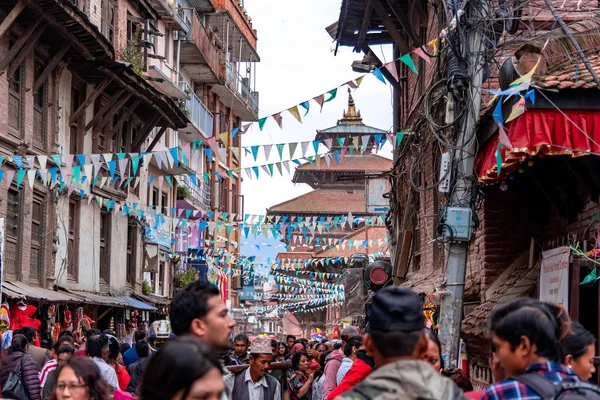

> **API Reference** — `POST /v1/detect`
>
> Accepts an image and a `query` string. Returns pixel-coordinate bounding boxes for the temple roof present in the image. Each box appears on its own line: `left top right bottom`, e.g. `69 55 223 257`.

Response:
267 189 365 214
295 154 392 173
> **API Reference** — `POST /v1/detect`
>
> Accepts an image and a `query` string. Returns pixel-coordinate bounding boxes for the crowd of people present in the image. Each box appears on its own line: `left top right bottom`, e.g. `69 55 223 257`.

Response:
0 281 599 399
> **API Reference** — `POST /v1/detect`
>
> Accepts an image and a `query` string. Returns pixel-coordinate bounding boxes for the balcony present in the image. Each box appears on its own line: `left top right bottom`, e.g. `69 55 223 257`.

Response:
181 174 211 210
180 10 222 84
212 60 259 121
179 82 214 140
147 0 189 32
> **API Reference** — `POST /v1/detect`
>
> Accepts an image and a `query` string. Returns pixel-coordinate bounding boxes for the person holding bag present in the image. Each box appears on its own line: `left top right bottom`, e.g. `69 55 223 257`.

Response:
0 334 42 400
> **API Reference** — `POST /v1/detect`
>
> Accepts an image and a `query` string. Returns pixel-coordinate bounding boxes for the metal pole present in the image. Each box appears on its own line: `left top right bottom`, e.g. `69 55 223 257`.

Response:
176 30 181 85
438 2 487 369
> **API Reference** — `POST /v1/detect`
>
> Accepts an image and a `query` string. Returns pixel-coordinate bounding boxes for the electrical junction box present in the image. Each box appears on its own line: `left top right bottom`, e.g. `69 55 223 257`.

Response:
439 152 452 193
443 206 473 241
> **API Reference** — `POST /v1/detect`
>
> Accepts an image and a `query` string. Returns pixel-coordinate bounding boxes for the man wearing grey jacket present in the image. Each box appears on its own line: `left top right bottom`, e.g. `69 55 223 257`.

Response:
337 287 466 400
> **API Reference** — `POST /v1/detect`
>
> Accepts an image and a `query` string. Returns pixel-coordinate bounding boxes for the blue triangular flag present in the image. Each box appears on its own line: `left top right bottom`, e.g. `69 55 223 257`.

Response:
493 99 504 126
77 154 86 166
371 68 386 84
169 147 179 166
251 146 259 161
300 101 310 116
13 156 23 169
107 160 117 178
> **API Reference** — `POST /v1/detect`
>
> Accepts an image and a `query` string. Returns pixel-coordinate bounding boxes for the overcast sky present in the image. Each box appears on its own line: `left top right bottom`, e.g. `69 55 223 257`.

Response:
240 0 394 217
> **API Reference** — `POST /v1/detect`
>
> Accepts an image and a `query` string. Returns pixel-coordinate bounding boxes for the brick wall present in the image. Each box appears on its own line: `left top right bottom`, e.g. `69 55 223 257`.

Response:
212 0 257 51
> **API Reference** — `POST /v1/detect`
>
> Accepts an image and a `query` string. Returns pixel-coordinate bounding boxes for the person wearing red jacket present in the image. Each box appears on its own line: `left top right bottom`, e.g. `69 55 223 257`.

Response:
328 349 374 400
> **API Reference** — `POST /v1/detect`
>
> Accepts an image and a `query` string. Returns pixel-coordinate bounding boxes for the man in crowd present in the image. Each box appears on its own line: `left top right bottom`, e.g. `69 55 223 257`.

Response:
224 337 281 400
227 334 250 366
42 345 75 400
336 336 363 385
286 335 296 352
123 330 146 367
170 281 236 400
87 333 119 390
170 281 236 353
126 340 150 394
21 326 50 371
39 334 75 389
323 326 360 399
338 287 464 399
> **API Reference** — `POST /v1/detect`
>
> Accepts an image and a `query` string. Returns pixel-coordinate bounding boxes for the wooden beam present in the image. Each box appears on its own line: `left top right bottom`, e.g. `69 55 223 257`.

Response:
0 0 29 40
108 98 142 141
385 0 422 47
371 0 411 53
132 115 160 151
356 0 372 50
393 231 412 285
32 43 70 93
146 126 168 152
99 67 178 130
362 46 400 90
84 88 126 132
69 78 112 126
0 18 42 76
93 92 133 136
95 307 114 322
7 22 48 78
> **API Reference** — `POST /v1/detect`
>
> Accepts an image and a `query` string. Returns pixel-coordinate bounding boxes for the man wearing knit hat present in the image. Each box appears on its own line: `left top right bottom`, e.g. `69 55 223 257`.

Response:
323 325 360 399
224 336 281 400
337 287 465 400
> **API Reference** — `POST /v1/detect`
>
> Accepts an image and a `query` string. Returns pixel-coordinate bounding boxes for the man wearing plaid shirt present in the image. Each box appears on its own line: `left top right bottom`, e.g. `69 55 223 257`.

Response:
481 299 583 400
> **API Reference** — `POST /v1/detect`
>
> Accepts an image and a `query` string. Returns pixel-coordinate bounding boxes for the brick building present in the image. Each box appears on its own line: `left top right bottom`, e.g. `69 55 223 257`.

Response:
0 0 259 334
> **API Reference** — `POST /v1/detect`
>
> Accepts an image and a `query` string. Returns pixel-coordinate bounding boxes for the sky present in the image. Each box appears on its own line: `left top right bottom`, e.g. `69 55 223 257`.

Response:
239 0 394 262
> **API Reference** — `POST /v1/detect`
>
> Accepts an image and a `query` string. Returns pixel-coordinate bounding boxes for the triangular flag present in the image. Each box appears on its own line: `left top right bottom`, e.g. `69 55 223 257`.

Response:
242 123 252 133
287 106 302 123
324 153 331 167
27 170 36 188
289 142 298 158
25 155 36 169
337 137 345 148
312 140 320 155
301 142 309 157
414 46 431 63
258 117 267 130
4 170 15 186
276 143 285 160
283 161 291 174
361 135 370 153
427 38 438 56
505 97 526 123
324 88 337 103
384 62 399 81
252 166 259 178
251 146 259 161
399 53 418 74
16 170 26 189
313 94 325 111
77 154 87 167
272 113 283 129
37 155 47 170
372 68 386 84
334 150 341 164
267 164 274 176
39 169 47 186
355 76 364 87
324 138 333 149
131 155 140 176
275 162 283 176
396 131 405 147
264 144 273 161
497 122 513 150
495 147 503 175
218 132 229 148
299 101 310 116
13 156 23 169
352 136 359 150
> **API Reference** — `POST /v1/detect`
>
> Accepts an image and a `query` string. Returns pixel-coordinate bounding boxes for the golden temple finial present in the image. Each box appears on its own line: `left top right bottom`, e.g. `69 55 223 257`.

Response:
338 88 362 125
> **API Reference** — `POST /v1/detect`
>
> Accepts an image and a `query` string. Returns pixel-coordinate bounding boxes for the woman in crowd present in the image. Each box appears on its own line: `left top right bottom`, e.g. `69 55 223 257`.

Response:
311 342 327 366
424 328 444 372
561 321 596 381
278 341 290 362
51 357 112 400
106 335 131 391
288 351 314 400
291 343 305 356
0 334 41 400
312 350 331 400
481 299 579 400
139 336 224 400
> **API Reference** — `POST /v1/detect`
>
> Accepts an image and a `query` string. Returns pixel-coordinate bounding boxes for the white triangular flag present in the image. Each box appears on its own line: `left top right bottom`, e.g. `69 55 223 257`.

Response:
118 159 129 175
25 155 36 169
283 161 291 174
37 155 47 170
84 165 93 181
103 153 113 164
324 153 331 167
301 141 309 157
264 144 273 161
27 170 36 188
39 169 48 186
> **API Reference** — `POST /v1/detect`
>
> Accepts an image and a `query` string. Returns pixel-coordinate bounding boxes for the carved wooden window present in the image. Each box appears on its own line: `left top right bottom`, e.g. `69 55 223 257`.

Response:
126 218 137 286
8 59 24 138
30 192 46 284
33 61 48 151
101 0 115 45
157 261 165 295
70 81 86 155
100 209 111 284
5 188 22 277
161 191 168 215
68 198 80 280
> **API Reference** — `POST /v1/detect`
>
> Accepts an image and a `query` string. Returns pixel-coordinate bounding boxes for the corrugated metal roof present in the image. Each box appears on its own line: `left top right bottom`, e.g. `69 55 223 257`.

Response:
317 124 387 135
133 293 171 306
67 290 128 307
115 296 157 311
3 281 82 303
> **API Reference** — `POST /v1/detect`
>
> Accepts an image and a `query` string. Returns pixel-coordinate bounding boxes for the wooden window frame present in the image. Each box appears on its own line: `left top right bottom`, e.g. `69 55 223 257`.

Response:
161 191 168 215
5 187 23 279
68 197 80 281
8 46 24 139
30 190 47 285
33 57 48 152
101 0 116 45
99 208 111 284
126 218 137 286
70 78 86 155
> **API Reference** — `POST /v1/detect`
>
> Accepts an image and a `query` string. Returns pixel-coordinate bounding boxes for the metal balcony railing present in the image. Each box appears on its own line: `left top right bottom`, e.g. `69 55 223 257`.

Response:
182 174 211 209
225 61 258 115
180 82 214 137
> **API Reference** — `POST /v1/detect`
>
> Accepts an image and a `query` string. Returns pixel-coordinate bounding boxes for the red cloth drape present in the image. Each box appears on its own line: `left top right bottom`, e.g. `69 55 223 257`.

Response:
476 109 600 184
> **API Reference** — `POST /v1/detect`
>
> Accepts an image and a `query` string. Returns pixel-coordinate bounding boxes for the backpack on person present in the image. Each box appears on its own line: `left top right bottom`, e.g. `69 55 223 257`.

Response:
514 373 600 399
2 354 27 400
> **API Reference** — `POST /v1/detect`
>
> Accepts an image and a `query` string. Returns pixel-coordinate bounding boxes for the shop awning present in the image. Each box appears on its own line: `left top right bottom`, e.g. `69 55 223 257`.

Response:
2 281 82 303
115 296 157 311
476 109 600 184
132 293 171 306
67 290 128 307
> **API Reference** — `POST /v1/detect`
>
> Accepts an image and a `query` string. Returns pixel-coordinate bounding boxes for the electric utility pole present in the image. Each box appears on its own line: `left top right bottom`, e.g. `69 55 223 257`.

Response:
438 2 488 369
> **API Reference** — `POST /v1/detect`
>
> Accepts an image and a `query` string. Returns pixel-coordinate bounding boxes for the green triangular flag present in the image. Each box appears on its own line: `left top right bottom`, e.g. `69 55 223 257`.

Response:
267 164 274 176
276 143 285 160
258 117 267 130
324 88 338 103
396 131 405 147
337 138 345 148
399 53 418 74
16 170 26 189
203 173 210 183
581 268 598 285
228 170 235 180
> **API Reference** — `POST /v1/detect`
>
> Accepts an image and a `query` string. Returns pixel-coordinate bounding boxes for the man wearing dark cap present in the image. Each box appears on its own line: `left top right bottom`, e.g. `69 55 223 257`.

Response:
337 287 465 400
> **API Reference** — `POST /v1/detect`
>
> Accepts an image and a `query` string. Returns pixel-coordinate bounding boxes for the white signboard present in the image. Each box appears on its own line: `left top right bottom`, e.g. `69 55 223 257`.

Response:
539 246 570 309
366 178 391 214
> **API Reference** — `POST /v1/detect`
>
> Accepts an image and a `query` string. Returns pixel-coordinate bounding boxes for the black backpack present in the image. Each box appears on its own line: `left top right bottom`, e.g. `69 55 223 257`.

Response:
513 373 600 399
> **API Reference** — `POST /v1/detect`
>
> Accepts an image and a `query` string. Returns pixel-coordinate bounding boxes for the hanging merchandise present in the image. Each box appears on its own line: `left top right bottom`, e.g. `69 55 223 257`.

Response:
0 303 10 333
10 301 41 334
63 309 73 331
